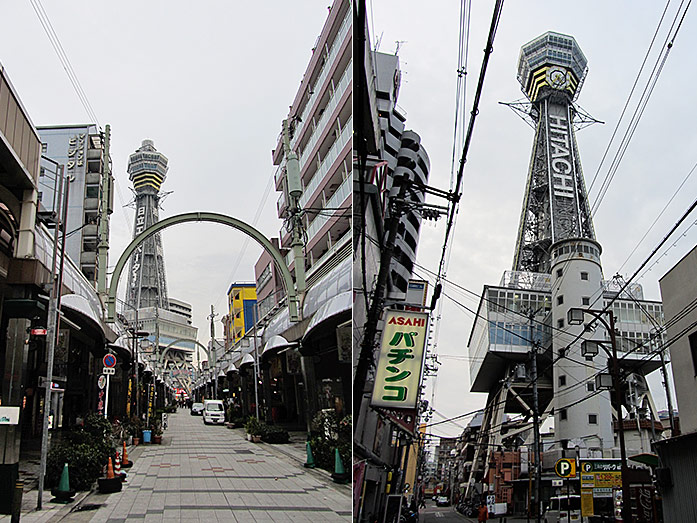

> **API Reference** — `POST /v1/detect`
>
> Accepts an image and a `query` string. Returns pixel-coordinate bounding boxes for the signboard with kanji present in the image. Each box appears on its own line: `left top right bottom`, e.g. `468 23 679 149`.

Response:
370 310 429 409
580 459 622 517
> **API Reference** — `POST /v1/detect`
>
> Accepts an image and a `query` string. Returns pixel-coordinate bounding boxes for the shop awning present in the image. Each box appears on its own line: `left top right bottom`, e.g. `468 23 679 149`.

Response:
629 453 659 467
261 335 298 357
239 353 255 368
107 335 132 361
60 293 106 340
302 291 351 341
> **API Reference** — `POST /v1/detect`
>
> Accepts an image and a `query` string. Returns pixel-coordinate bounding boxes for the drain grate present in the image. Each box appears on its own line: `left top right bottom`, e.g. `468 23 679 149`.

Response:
74 503 103 511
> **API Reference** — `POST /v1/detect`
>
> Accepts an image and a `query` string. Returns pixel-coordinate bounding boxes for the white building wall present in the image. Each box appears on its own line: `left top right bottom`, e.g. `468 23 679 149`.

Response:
550 238 614 452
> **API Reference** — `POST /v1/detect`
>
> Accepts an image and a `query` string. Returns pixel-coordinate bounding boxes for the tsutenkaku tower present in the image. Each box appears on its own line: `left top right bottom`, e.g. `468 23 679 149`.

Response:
516 32 614 450
513 32 594 275
126 139 170 310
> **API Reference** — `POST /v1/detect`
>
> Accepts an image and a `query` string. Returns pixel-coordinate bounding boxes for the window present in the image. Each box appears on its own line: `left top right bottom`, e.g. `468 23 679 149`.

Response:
559 375 566 387
556 268 563 277
582 297 590 306
689 331 697 376
580 272 589 281
557 296 564 306
560 409 567 421
588 414 598 425
557 319 564 329
587 382 594 392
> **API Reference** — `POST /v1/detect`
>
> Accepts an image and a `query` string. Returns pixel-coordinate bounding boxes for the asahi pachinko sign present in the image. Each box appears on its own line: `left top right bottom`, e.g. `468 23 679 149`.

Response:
371 310 429 409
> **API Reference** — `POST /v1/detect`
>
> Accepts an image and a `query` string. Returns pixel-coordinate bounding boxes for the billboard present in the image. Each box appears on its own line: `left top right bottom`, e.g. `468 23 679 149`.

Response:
371 310 428 409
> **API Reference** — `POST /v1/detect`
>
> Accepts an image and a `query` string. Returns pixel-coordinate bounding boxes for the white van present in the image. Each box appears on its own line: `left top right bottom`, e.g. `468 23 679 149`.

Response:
202 400 225 425
544 495 584 523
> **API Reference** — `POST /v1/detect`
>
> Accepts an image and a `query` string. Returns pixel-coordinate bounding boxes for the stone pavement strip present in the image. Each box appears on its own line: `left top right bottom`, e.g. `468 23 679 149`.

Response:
11 411 351 522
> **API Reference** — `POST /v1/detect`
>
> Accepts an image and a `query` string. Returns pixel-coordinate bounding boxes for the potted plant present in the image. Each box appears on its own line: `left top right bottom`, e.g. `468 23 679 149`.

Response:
151 421 163 444
245 416 263 443
126 415 143 445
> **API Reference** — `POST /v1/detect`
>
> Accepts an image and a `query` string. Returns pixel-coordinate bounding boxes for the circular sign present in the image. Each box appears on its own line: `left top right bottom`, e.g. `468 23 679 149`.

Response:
103 354 117 368
97 375 107 389
555 458 576 478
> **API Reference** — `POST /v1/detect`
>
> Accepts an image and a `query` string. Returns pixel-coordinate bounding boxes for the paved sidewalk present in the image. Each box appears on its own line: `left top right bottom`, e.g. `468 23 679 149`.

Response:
10 411 350 522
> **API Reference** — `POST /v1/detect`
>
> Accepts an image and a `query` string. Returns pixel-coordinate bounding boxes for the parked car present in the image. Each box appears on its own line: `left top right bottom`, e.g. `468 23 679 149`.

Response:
435 496 450 507
190 402 204 416
202 399 225 424
544 495 584 523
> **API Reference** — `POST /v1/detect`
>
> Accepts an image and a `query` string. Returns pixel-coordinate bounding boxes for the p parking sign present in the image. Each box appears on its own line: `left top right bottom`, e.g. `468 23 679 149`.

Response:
555 458 576 478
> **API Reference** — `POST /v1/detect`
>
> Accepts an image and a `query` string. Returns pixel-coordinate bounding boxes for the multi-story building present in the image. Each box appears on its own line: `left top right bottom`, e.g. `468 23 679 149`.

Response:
0 64 118 513
168 297 194 324
37 124 109 286
353 5 434 517
271 0 351 286
248 0 351 431
226 283 257 344
655 244 697 522
254 238 285 322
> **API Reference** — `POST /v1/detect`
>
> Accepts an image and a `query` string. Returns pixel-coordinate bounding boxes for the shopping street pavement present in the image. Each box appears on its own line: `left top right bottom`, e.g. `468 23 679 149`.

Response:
9 410 351 522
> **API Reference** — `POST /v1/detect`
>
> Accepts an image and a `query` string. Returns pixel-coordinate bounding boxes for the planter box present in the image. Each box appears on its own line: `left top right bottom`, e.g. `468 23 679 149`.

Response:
152 435 162 444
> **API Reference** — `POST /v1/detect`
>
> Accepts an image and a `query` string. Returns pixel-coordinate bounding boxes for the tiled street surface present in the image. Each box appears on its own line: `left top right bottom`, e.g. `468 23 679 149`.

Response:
13 410 351 522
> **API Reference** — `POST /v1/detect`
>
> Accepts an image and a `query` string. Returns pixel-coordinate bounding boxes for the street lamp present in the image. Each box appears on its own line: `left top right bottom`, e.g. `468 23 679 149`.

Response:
567 307 630 523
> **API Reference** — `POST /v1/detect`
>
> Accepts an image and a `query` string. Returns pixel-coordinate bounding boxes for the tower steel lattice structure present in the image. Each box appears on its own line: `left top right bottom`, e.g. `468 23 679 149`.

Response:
464 32 667 506
512 32 594 274
126 139 170 310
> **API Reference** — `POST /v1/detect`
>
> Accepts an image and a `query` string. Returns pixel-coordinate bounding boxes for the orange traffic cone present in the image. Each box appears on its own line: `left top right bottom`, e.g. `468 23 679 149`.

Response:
115 453 121 474
122 441 132 468
106 457 115 479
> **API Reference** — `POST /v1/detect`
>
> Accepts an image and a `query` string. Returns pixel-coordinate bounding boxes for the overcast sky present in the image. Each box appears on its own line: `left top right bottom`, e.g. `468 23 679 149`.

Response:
0 1 332 354
370 1 697 439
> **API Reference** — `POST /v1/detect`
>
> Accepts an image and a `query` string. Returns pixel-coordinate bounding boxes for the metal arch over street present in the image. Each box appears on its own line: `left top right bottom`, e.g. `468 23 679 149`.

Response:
159 337 212 365
106 212 300 323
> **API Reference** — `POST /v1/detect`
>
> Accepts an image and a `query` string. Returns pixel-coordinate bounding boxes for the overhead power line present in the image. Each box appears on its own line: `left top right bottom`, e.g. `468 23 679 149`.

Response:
29 0 100 127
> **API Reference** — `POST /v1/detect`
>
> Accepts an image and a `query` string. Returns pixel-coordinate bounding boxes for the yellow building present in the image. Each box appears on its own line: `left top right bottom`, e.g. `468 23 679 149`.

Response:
227 283 257 343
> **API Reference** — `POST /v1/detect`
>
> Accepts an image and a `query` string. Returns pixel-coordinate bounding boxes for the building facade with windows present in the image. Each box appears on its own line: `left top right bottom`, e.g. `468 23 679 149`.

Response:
249 0 352 432
655 244 697 522
37 124 109 286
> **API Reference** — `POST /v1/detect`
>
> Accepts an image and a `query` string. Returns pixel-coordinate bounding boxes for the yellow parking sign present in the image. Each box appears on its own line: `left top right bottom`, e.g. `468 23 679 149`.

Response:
555 458 576 478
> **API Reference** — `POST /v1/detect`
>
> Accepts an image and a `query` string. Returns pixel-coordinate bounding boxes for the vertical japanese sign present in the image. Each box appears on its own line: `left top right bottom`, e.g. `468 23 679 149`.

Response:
371 310 429 409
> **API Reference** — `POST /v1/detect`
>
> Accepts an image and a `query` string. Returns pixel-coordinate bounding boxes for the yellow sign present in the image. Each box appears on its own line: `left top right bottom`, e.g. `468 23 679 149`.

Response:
554 458 576 478
371 310 429 409
580 489 594 516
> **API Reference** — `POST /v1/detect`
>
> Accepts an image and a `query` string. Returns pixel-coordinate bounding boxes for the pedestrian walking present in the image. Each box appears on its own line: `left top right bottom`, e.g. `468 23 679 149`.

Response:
478 503 488 522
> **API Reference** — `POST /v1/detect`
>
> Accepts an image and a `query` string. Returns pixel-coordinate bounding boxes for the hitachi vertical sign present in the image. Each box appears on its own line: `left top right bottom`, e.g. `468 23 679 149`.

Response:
371 310 429 409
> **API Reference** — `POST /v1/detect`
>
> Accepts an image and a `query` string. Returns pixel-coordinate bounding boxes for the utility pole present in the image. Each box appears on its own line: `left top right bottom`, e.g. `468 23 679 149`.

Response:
97 124 112 303
38 166 69 510
208 305 218 399
354 181 407 429
282 119 306 300
528 310 542 523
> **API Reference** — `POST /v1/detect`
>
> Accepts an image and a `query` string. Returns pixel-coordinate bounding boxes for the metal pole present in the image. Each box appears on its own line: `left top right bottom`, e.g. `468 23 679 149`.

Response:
37 167 68 510
529 312 542 523
104 373 110 419
252 305 260 420
607 312 631 523
135 309 140 419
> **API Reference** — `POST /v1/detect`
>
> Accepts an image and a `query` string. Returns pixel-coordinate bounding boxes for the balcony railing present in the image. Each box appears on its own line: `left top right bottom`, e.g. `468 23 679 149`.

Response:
298 62 351 174
300 115 352 209
305 174 351 241
292 12 351 149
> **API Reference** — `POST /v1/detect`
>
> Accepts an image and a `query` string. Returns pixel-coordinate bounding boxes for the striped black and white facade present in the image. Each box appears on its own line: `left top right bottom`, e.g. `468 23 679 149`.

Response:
126 139 170 310
373 52 431 300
